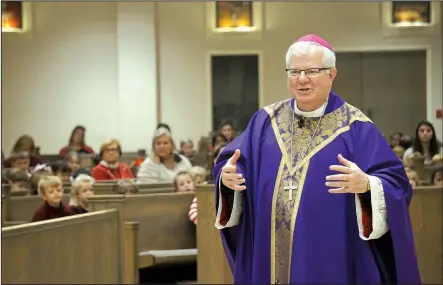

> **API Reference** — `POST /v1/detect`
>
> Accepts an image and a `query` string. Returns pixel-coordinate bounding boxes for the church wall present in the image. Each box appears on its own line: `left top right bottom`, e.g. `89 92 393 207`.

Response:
157 2 442 142
1 2 441 154
1 2 158 154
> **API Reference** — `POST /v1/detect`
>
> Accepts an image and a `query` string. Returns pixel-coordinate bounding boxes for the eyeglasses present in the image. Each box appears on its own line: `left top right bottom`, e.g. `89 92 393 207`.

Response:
285 68 332 78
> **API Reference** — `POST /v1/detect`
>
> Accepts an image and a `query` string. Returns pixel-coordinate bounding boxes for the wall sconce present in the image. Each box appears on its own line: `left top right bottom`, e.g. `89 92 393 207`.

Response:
215 1 255 33
2 1 23 32
381 1 441 37
392 1 431 27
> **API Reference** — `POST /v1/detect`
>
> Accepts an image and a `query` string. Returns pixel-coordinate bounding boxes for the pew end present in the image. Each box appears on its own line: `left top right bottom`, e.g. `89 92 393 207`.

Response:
196 184 233 284
89 192 197 270
2 209 123 284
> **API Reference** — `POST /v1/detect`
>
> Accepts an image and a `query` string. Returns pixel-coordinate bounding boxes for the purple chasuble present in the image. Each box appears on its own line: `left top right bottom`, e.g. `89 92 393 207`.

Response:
213 92 421 284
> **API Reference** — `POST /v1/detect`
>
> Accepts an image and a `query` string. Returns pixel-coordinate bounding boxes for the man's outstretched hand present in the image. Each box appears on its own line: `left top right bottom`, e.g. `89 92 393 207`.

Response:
221 149 247 191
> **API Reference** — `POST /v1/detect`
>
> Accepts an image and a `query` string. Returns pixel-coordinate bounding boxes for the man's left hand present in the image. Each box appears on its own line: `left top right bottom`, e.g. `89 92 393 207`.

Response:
326 154 369 194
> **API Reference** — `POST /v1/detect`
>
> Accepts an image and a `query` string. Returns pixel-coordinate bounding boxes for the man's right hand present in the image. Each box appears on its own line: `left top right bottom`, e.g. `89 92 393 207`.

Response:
221 149 247 191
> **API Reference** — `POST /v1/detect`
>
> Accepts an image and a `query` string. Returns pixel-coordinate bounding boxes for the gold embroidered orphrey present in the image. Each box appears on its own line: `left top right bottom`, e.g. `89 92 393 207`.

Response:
284 99 327 201
264 99 371 284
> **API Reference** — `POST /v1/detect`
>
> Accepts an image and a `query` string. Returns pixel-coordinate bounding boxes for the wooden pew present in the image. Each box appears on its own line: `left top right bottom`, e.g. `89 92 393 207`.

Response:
2 209 124 284
196 184 442 284
1 182 175 225
409 185 443 284
196 184 233 284
93 181 175 195
1 193 71 225
88 192 196 269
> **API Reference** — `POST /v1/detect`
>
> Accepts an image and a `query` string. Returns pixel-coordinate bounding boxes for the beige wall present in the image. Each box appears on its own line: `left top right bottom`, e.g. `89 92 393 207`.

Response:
2 2 442 154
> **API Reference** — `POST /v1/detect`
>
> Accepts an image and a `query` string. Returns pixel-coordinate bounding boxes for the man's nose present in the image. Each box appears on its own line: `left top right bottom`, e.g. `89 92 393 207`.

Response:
298 72 310 83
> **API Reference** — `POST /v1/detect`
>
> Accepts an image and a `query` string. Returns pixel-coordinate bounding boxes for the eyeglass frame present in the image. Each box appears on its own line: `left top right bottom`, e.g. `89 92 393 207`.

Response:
285 67 332 78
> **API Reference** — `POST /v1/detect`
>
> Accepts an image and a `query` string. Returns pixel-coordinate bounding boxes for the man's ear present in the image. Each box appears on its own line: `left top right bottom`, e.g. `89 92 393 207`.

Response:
329 67 337 82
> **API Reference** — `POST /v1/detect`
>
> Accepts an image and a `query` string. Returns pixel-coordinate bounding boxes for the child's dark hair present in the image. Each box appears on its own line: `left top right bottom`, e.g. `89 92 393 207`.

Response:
52 161 70 174
71 169 91 180
156 123 171 133
6 169 31 184
93 154 101 166
208 143 227 182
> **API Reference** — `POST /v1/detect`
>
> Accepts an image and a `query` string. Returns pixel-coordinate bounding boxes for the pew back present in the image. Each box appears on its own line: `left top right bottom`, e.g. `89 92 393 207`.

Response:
89 192 196 267
409 185 443 284
196 184 233 284
2 209 122 284
2 194 70 223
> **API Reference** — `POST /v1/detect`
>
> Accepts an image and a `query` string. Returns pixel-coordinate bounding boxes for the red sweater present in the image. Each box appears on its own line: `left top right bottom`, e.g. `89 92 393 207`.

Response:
32 202 74 222
91 163 134 181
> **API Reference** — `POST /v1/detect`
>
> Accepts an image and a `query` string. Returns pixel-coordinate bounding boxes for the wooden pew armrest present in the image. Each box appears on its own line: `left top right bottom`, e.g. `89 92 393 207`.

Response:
138 248 197 268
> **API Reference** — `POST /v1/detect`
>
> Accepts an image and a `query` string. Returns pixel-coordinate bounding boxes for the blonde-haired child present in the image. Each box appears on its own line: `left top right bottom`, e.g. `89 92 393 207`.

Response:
31 175 73 222
69 174 95 214
392 145 405 161
174 171 195 193
405 167 419 187
190 166 207 185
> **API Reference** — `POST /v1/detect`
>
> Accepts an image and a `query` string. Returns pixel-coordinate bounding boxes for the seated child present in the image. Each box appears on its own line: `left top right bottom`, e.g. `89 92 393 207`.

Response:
32 175 73 222
9 151 31 173
66 151 81 175
52 161 71 182
131 149 147 168
189 166 207 185
116 179 139 195
431 167 443 186
69 174 95 214
392 145 405 161
405 167 419 187
174 171 196 192
431 154 443 166
6 169 31 193
30 164 53 195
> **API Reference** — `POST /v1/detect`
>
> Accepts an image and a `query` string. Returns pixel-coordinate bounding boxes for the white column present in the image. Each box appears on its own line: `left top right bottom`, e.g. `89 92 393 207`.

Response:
116 2 158 152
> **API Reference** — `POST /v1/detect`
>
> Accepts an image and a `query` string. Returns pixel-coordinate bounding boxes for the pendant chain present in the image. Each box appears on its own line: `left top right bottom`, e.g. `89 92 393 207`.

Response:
289 101 328 178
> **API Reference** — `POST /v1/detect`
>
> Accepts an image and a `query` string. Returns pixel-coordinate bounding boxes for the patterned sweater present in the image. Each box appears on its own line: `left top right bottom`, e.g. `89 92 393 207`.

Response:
188 197 197 225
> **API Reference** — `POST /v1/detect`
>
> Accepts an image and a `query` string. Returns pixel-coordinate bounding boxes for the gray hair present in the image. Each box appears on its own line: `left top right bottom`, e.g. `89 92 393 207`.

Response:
285 41 336 68
189 166 207 178
150 127 176 164
116 179 138 194
69 174 95 206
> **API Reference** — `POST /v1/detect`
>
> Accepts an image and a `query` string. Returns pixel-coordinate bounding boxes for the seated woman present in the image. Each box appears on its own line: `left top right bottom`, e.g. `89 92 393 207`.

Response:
403 121 442 164
3 135 42 168
91 139 134 181
59 125 95 156
137 127 192 183
31 175 73 222
69 174 95 214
